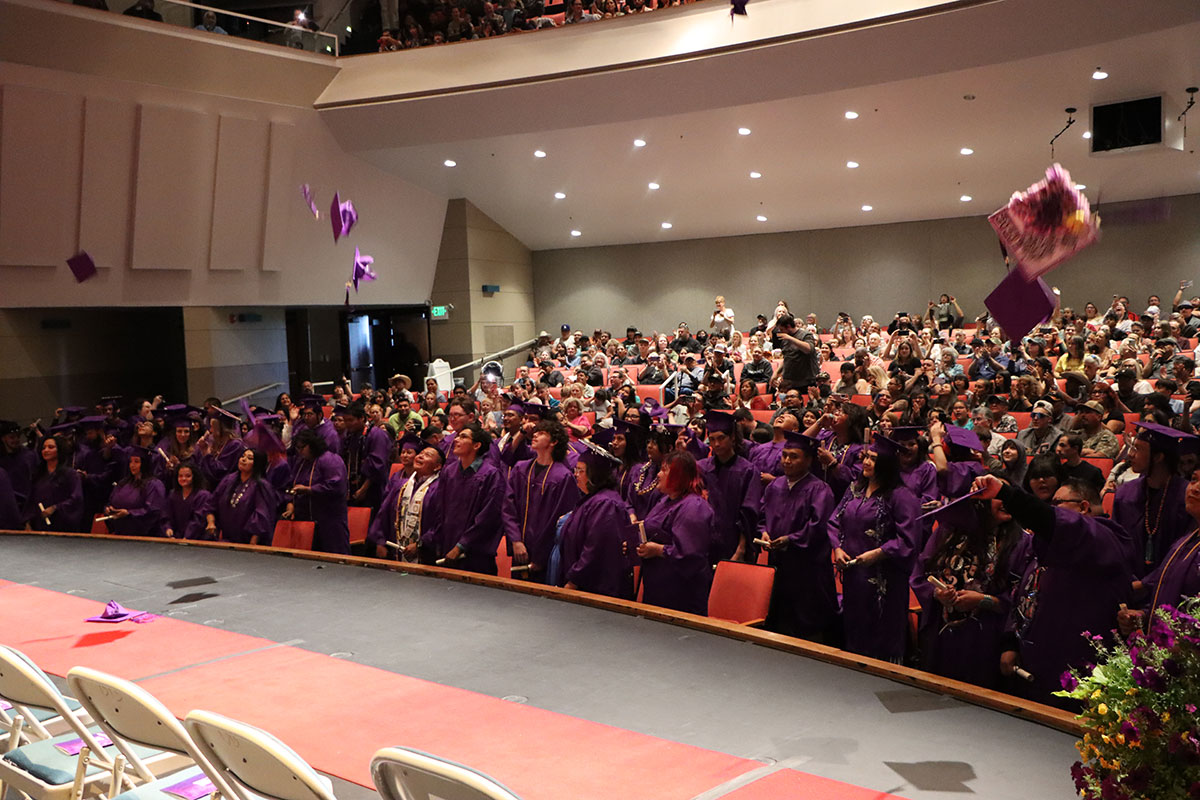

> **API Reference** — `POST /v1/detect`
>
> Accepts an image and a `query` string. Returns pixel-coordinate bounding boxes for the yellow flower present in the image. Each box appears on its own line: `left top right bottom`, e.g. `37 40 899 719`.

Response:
1126 688 1138 696
1101 735 1111 745
1162 711 1171 723
1092 689 1102 700
1097 703 1109 716
1116 734 1125 745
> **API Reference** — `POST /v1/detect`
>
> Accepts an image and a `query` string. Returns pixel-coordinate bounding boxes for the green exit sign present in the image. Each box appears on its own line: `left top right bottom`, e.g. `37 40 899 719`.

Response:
430 305 449 319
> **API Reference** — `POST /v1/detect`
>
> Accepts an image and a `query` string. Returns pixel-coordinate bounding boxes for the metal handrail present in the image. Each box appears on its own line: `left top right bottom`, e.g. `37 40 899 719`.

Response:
222 381 285 405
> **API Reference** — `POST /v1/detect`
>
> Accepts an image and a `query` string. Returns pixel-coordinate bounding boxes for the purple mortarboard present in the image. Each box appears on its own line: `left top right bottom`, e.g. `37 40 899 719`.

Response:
48 422 76 435
126 444 152 461
167 414 194 430
729 0 747 16
1135 421 1198 453
300 184 319 219
245 416 286 456
349 248 377 291
211 406 241 429
943 425 983 453
639 399 668 421
77 415 107 431
705 410 736 435
62 406 87 417
86 601 145 623
612 418 644 437
918 489 985 522
239 398 256 424
521 402 557 420
299 396 325 413
67 251 97 284
398 432 423 451
869 432 903 457
329 192 358 243
577 439 620 470
984 270 1057 342
592 425 616 448
889 426 924 442
780 430 819 455
331 404 350 417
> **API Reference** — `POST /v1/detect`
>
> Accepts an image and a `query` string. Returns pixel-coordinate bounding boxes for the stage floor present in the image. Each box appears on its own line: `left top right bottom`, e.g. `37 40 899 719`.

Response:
0 535 1079 799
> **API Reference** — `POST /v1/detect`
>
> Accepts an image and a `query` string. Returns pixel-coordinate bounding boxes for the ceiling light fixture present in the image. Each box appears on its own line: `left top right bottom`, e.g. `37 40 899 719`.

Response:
1092 68 1108 80
443 159 456 167
648 182 660 190
846 161 859 169
749 171 761 179
960 147 974 155
534 150 547 158
960 195 973 202
844 111 859 120
737 127 752 136
570 230 582 237
633 139 646 148
861 205 873 211
661 222 673 229
554 192 566 199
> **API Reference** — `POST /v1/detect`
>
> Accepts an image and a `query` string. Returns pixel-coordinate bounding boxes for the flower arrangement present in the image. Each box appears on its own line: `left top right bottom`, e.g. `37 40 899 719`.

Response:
987 163 1100 279
1055 599 1200 800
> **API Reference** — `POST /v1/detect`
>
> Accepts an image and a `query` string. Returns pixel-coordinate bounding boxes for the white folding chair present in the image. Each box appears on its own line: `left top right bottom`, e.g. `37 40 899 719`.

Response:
0 645 130 800
182 711 337 800
66 667 232 800
370 746 522 800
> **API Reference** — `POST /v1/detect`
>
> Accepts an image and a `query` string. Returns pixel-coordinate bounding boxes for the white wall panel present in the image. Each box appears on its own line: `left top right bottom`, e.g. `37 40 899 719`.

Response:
260 120 296 272
79 96 136 269
210 114 270 271
131 104 217 271
0 84 82 267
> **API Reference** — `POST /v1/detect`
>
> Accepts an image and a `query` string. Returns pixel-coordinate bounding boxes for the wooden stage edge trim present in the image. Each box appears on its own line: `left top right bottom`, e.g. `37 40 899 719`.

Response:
0 529 1082 736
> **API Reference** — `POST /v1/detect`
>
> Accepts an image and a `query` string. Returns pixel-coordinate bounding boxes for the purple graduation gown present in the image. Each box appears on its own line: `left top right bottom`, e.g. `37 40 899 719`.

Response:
496 431 532 474
168 488 212 540
74 441 121 521
0 447 37 506
367 473 440 553
106 479 167 537
0 467 22 530
760 472 838 638
1007 509 1135 706
424 456 504 574
902 459 939 546
911 527 1034 688
698 454 762 562
211 474 277 545
439 431 503 468
24 469 84 532
559 488 637 599
829 484 921 662
289 451 350 554
342 424 392 512
626 460 664 521
1112 475 1192 577
502 459 579 575
641 493 714 615
814 432 864 502
1141 529 1200 615
935 460 986 533
199 438 244 487
749 440 785 480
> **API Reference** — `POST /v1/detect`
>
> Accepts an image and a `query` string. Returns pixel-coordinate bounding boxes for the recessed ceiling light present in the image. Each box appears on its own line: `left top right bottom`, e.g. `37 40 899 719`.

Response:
661 222 673 229
844 111 859 120
1076 184 1087 190
554 192 566 199
960 147 974 155
861 205 873 211
756 215 767 222
345 25 352 32
1092 68 1108 80
749 171 762 179
960 195 973 202
648 182 660 190
846 161 859 169
633 139 646 148
534 150 547 158
1083 131 1092 139
737 127 752 136
570 230 582 237
443 159 456 167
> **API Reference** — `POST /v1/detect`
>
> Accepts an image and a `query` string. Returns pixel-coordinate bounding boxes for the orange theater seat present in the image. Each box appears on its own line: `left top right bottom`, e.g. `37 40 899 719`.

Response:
849 395 872 407
389 462 404 478
496 537 512 580
750 409 774 424
347 506 371 545
273 520 314 550
707 560 774 627
1083 457 1114 479
90 514 108 535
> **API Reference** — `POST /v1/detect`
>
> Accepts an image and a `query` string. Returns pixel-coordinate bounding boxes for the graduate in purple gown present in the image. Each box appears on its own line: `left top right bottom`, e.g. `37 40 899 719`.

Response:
749 410 801 487
424 423 504 574
894 427 938 505
627 424 671 521
929 421 987 532
124 418 166 481
559 442 638 599
1 419 39 507
369 442 443 560
104 446 167 537
971 474 1136 708
284 428 350 554
495 402 532 476
23 435 84 532
612 418 647 502
911 492 1034 688
502 419 579 583
637 451 714 615
0 466 20 530
341 403 393 514
807 400 867 503
157 414 197 486
293 397 341 456
829 434 921 662
196 413 245 488
1112 421 1196 577
73 416 122 523
698 411 762 562
165 462 211 540
758 431 838 640
438 399 502 468
207 448 278 545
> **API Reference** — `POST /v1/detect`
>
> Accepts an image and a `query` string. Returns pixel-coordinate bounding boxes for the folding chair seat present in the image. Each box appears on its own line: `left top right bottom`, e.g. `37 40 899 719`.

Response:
1 697 87 750
707 560 774 627
66 667 230 800
371 745 522 800
183 711 337 800
347 507 371 546
0 645 167 800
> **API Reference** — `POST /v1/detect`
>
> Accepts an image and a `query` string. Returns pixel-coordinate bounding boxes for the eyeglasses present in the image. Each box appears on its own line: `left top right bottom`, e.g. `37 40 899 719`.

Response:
1051 497 1084 507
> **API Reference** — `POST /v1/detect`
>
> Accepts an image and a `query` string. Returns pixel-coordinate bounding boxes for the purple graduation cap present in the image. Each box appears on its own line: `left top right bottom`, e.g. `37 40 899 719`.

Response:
67 251 97 284
398 432 423 451
1134 420 1198 452
869 432 903 457
592 424 616 449
639 398 668 421
780 429 819 455
577 438 620 470
521 401 557 421
889 426 924 442
350 248 377 291
943 424 983 454
705 410 736 436
330 192 358 243
300 184 319 219
86 601 152 623
984 269 1058 342
918 488 985 522
730 0 747 16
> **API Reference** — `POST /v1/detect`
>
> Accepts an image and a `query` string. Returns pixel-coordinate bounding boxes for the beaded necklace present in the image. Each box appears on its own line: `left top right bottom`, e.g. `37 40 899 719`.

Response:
1143 479 1169 565
634 461 660 495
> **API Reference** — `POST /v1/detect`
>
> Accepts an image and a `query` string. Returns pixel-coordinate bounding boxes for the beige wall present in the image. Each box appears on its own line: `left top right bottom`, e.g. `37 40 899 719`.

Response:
430 199 534 384
182 308 289 404
532 194 1200 335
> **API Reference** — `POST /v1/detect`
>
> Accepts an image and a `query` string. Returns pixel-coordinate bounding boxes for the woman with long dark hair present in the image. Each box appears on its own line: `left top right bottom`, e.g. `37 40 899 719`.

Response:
558 443 638 598
807 400 868 503
166 461 211 540
997 439 1028 487
627 423 672 521
24 434 83 532
158 415 196 484
911 492 1033 687
611 418 647 502
196 412 244 487
829 434 921 662
104 446 167 536
636 451 715 614
284 428 349 554
206 448 277 545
